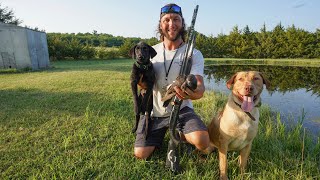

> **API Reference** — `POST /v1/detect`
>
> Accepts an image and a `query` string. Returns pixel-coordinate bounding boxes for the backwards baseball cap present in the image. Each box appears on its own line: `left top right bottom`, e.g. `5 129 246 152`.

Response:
160 4 183 19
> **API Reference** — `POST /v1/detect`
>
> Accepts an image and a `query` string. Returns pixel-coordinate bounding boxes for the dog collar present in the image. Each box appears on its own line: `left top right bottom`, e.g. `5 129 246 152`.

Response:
135 62 152 70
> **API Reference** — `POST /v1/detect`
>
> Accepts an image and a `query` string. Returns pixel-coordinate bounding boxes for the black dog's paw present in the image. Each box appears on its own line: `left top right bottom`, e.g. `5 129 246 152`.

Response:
131 126 137 133
131 114 140 133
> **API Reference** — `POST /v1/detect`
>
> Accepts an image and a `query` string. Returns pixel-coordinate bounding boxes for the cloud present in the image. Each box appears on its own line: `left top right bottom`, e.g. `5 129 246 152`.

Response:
292 0 306 8
293 3 306 8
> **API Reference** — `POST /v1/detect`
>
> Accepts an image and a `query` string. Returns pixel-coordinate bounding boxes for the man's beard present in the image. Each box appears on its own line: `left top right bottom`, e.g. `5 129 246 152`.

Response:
163 28 184 41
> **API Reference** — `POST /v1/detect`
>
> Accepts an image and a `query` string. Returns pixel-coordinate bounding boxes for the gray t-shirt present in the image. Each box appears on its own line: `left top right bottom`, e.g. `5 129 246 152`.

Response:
151 42 204 117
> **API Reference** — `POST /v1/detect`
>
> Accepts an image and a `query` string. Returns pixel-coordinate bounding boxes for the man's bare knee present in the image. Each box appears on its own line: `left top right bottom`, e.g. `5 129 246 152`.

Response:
195 137 210 151
134 146 155 159
184 131 209 151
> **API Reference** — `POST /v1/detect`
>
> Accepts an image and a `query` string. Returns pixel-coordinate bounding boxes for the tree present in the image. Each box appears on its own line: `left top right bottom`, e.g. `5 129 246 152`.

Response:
145 37 159 46
286 25 304 58
228 26 245 58
47 35 68 60
214 33 230 58
270 22 288 58
118 38 140 58
256 23 273 58
314 29 320 58
241 25 257 58
243 25 251 35
196 32 211 58
0 3 22 25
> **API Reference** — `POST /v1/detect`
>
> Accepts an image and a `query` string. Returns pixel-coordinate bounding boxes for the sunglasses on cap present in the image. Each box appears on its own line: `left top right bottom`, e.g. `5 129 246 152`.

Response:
160 4 182 16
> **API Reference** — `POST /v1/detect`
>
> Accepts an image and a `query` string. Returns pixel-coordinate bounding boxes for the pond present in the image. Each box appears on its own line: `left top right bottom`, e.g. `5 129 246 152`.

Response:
204 64 320 136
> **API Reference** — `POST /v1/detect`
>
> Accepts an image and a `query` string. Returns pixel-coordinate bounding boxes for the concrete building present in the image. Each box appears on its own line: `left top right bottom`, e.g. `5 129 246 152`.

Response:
0 22 50 70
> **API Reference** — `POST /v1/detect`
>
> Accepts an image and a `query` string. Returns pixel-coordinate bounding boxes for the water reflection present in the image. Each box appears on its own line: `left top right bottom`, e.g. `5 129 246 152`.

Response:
205 65 320 95
204 64 320 136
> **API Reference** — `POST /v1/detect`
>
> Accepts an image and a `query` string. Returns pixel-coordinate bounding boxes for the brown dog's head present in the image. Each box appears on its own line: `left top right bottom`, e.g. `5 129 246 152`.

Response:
226 71 271 112
129 41 157 64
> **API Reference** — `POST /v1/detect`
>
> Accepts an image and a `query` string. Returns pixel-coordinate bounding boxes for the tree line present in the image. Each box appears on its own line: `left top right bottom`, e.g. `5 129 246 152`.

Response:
46 24 320 60
46 32 159 60
197 24 320 59
1 3 319 60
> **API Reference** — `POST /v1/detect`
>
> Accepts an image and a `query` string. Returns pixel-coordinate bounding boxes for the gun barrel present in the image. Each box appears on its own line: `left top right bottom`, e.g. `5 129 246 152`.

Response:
169 5 199 144
179 6 199 76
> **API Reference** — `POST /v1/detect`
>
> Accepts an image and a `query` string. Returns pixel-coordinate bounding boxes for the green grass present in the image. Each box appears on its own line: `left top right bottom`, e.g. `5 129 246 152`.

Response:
94 47 119 51
0 59 319 179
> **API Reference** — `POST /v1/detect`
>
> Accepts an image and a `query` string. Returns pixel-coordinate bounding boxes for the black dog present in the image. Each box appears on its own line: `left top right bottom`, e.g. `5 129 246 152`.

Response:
130 42 157 138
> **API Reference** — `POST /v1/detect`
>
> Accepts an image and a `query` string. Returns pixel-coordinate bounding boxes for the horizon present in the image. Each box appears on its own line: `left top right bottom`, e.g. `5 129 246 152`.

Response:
1 0 319 38
43 23 317 39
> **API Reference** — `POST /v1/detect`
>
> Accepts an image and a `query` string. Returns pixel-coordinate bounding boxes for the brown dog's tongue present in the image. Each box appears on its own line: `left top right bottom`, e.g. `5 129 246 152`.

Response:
241 96 254 112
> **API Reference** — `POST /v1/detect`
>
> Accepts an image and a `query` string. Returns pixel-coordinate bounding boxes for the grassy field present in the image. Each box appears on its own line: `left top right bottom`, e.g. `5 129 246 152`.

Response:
0 59 319 179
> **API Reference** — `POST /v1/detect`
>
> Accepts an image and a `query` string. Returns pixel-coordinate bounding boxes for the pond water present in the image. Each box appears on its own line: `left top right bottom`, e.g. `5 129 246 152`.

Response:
204 64 320 136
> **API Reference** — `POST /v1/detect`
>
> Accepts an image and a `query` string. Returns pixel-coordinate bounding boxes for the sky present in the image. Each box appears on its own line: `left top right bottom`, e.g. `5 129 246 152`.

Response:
1 0 319 38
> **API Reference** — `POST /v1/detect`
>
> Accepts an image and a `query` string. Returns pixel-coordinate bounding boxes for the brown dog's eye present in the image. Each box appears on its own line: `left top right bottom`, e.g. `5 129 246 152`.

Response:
238 78 244 81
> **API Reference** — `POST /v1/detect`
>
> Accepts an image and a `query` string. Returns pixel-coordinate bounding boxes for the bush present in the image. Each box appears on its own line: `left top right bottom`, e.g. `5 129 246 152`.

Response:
81 45 95 59
96 48 119 59
118 39 140 58
47 36 97 60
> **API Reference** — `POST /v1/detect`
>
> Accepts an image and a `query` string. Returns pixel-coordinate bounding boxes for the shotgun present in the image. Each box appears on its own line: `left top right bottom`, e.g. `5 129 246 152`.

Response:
166 5 199 173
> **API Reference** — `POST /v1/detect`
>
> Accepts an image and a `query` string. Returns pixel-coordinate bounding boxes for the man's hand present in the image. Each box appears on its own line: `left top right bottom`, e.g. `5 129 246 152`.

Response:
174 75 205 100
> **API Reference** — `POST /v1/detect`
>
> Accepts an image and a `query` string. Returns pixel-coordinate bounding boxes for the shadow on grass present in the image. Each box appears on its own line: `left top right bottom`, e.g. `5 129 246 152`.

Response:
0 87 138 179
0 59 134 75
49 59 133 73
0 87 134 128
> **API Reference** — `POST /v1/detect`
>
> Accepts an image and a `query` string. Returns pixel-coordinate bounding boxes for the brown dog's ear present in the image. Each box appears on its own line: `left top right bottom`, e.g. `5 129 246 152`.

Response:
259 72 271 90
226 73 238 89
148 45 157 59
129 45 137 59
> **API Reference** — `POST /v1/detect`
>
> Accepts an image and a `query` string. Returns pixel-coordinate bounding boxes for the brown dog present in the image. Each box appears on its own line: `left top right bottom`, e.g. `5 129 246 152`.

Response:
205 71 270 180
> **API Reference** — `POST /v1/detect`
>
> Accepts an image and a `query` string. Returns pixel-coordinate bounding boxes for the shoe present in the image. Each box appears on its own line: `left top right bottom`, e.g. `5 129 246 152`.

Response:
181 142 195 155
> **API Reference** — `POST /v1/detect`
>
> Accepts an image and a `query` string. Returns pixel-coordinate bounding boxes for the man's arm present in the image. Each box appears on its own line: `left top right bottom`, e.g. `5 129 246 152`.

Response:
173 75 205 100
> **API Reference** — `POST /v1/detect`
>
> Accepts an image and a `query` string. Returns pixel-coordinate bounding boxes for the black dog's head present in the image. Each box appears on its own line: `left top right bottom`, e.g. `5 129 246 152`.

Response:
129 42 157 64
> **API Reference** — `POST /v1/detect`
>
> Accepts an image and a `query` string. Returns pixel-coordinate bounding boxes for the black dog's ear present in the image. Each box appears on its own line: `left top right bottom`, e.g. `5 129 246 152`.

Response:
148 45 157 59
129 45 137 59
